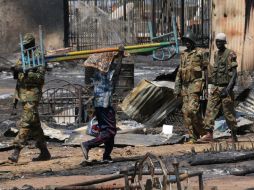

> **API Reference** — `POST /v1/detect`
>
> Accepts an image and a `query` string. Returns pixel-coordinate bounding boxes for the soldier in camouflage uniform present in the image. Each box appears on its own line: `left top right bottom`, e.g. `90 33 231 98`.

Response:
8 33 51 163
201 33 238 142
174 31 208 143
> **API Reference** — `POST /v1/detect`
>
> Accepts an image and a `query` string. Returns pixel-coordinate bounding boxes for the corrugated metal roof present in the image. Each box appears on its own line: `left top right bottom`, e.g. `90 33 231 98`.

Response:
211 0 254 71
120 80 181 127
242 0 254 71
237 89 254 116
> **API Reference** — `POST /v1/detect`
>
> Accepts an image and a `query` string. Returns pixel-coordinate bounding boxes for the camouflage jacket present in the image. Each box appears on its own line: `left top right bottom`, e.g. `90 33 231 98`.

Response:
15 60 45 102
174 48 208 96
211 48 237 86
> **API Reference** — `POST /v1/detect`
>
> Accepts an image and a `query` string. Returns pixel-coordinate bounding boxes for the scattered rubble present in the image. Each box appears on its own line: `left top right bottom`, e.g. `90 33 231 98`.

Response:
64 129 185 147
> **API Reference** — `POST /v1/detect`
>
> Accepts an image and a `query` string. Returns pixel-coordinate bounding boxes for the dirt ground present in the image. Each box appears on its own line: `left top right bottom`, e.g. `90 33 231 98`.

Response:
1 141 254 190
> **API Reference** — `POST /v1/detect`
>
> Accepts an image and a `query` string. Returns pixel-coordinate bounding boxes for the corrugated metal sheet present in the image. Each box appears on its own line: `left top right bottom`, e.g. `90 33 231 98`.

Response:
237 89 254 117
211 0 254 71
119 80 181 127
242 0 254 71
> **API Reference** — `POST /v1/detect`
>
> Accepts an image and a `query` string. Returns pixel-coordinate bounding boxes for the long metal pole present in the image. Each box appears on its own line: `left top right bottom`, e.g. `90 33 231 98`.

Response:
199 174 204 190
45 41 173 62
63 0 69 47
201 0 204 45
173 158 182 190
68 42 170 55
45 48 169 63
181 0 185 36
20 34 26 72
39 25 45 68
123 0 127 43
76 8 80 51
55 174 125 189
152 0 156 37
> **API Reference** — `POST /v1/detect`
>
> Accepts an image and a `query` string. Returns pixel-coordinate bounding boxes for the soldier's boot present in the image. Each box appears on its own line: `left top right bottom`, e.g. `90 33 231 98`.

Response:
8 147 22 163
186 138 197 144
32 142 51 161
200 131 213 142
186 132 198 144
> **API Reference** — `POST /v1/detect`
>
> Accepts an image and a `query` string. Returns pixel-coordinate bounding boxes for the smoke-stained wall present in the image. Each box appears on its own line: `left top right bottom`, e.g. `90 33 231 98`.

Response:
0 0 65 55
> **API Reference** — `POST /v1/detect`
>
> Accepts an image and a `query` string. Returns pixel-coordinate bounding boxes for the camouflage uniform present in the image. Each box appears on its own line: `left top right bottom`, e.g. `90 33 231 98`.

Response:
13 60 46 148
8 33 50 163
175 48 208 141
203 48 237 132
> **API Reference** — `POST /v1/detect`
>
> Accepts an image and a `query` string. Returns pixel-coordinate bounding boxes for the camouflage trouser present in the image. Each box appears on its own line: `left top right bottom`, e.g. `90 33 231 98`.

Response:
13 101 45 148
182 93 206 140
203 87 237 132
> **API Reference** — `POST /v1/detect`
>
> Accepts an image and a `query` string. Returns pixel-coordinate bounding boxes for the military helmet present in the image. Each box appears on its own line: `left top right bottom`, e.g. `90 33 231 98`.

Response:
181 31 196 44
215 33 227 43
22 33 35 45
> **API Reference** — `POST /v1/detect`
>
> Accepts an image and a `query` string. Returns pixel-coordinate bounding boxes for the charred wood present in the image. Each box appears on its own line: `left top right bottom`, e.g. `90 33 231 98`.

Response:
189 151 254 166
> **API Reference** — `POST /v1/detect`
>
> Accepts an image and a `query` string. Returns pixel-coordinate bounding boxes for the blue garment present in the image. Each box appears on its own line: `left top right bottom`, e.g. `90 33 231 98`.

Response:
93 69 115 108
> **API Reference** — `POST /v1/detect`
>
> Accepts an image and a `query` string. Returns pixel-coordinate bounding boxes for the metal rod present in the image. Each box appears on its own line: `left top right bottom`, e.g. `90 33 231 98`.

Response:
41 115 78 118
124 169 130 190
39 25 45 67
27 52 31 69
76 8 80 51
152 0 156 37
181 0 184 36
71 42 171 55
122 170 203 177
172 158 182 190
172 13 179 54
78 88 82 125
198 174 204 190
167 172 203 183
123 0 127 43
45 42 173 63
63 0 69 47
55 174 125 189
201 0 204 45
32 49 35 68
55 182 141 190
55 184 126 190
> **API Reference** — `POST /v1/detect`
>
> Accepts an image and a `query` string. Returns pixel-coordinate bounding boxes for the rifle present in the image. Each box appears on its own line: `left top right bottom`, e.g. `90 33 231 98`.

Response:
199 50 210 118
200 68 208 118
11 82 19 116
